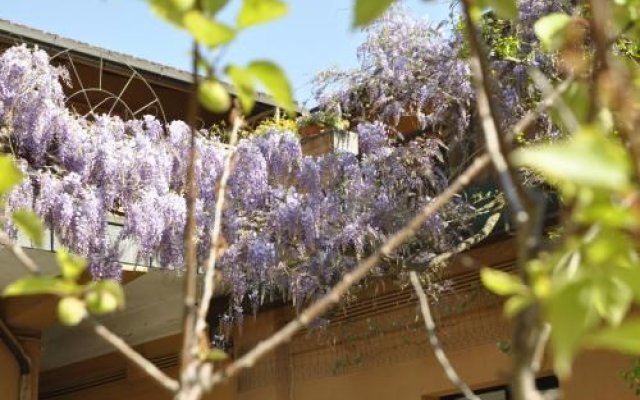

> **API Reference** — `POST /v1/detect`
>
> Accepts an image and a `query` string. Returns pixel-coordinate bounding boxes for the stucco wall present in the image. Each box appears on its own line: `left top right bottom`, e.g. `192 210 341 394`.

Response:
0 337 20 400
39 285 639 400
39 334 237 400
231 299 637 400
40 308 636 400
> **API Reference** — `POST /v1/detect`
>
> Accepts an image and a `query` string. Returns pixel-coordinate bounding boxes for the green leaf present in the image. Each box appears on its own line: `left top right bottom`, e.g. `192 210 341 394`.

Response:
479 0 518 20
545 279 598 377
183 10 235 48
56 248 87 282
226 64 256 113
11 210 44 247
353 0 395 27
85 280 125 315
504 294 533 317
202 348 229 362
575 201 638 228
512 126 632 193
0 155 23 195
480 268 527 296
562 82 590 125
590 277 632 326
170 0 195 11
203 0 230 15
57 297 87 326
146 0 186 27
4 276 79 297
247 60 295 114
534 13 572 51
199 79 232 114
584 318 640 354
496 340 511 355
583 229 635 268
615 267 640 303
237 0 288 29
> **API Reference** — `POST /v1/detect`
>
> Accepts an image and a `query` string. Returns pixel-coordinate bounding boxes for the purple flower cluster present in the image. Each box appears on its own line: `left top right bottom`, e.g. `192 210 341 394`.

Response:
0 45 473 317
314 4 567 162
313 5 474 144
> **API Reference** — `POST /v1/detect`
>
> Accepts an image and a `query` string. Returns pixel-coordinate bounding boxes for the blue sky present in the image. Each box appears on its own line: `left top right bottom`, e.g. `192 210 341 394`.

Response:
1 0 450 106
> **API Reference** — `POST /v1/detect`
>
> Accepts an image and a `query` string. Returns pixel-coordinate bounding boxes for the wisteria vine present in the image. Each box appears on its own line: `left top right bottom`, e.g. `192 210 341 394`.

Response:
0 44 472 318
313 2 569 159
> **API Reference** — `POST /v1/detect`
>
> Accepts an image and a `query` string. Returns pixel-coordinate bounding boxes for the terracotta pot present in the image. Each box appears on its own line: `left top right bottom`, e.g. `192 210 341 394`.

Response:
298 124 325 137
384 115 425 141
394 115 420 136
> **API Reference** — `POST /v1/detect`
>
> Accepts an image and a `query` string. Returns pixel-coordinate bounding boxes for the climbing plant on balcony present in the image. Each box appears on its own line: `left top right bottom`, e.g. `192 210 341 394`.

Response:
0 43 477 320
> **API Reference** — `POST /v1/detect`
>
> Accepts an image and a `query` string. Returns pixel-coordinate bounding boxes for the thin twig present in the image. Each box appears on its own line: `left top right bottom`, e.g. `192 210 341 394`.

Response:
508 75 575 141
529 70 577 134
0 230 179 392
468 59 527 222
424 212 501 271
203 153 491 390
589 0 640 181
193 116 241 346
461 3 545 400
461 4 528 224
409 271 481 400
531 322 551 373
91 319 179 393
0 230 40 274
180 39 201 391
587 0 611 123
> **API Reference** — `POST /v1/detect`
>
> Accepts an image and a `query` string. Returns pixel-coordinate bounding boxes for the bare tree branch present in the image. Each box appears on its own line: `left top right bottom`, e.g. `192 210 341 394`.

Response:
588 0 640 181
460 3 546 400
410 271 481 400
180 39 202 393
202 153 491 390
461 10 527 223
529 71 577 134
423 212 500 271
194 116 241 342
91 319 180 393
532 322 551 373
176 114 242 400
508 75 575 141
0 229 180 393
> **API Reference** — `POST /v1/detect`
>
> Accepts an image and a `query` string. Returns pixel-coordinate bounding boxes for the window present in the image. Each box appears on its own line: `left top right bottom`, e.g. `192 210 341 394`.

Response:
440 376 559 400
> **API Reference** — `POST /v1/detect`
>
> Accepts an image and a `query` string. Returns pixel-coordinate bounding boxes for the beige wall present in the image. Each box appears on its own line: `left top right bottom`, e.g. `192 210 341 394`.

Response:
38 303 639 400
0 337 20 400
231 294 637 400
35 241 639 400
565 350 636 400
39 334 237 400
0 328 41 400
40 365 236 400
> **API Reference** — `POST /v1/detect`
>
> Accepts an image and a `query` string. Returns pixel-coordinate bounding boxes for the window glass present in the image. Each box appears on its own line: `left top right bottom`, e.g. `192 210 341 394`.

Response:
447 389 506 400
440 376 558 400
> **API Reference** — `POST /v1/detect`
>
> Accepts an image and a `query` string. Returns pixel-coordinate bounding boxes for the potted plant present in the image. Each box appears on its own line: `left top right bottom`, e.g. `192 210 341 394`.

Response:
296 111 350 137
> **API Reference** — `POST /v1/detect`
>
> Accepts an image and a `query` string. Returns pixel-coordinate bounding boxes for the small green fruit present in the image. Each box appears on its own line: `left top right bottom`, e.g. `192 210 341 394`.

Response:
57 297 87 326
199 80 231 114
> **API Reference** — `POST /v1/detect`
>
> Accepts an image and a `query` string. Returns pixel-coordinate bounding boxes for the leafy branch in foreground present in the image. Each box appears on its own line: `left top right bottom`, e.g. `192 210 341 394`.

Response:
474 0 640 399
0 153 179 392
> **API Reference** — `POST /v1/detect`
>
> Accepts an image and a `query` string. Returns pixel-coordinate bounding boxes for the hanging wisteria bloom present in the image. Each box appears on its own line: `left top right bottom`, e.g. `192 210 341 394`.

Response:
0 45 480 318
313 3 567 166
313 5 474 144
